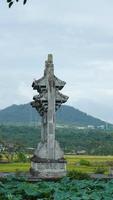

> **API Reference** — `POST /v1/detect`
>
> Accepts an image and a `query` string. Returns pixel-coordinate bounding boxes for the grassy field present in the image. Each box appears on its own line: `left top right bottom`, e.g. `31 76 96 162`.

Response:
0 155 113 173
65 155 113 174
0 163 30 172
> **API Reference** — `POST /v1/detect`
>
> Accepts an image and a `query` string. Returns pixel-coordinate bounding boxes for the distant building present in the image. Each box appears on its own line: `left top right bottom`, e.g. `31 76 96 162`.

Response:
76 150 86 155
76 126 86 130
97 125 105 129
87 125 95 129
0 144 5 152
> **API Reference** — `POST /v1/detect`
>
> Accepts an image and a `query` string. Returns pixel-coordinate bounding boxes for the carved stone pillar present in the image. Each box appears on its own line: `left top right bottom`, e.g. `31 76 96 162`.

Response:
30 54 69 179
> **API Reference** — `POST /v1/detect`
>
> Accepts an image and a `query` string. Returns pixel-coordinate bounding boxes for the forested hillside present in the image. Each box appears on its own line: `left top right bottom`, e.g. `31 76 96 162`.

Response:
0 103 107 126
0 125 113 155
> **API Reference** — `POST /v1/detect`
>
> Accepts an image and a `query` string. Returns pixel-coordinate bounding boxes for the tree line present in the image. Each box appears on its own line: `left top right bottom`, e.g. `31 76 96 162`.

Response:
0 125 113 155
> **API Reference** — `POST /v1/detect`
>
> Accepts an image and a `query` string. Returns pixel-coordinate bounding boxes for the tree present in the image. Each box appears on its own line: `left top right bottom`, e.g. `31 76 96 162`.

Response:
16 152 27 162
7 0 27 8
4 143 16 162
0 154 3 162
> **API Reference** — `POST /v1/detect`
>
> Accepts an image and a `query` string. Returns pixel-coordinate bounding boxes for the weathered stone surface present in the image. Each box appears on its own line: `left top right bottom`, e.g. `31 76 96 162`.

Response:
34 140 64 160
30 161 67 179
30 54 68 179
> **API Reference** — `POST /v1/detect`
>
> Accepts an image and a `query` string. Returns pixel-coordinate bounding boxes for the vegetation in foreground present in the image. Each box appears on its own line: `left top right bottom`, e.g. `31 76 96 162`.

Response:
1 175 113 200
0 146 112 200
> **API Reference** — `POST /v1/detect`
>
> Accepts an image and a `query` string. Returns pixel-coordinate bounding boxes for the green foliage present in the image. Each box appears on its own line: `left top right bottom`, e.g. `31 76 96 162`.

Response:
79 159 91 166
57 128 113 155
0 154 3 161
4 152 12 163
0 125 40 149
1 124 113 155
94 167 106 174
16 152 27 163
67 170 90 180
1 176 113 199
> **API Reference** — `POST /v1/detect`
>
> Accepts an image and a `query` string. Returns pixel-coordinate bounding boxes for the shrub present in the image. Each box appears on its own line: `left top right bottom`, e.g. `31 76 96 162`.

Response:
0 154 3 161
16 152 27 163
67 170 90 180
79 159 91 166
94 167 106 174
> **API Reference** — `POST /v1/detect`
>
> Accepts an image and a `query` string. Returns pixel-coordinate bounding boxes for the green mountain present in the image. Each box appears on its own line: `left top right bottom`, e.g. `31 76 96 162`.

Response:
0 103 108 126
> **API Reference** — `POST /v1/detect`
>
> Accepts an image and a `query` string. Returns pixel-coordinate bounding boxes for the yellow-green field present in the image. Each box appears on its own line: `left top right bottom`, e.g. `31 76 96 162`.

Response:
0 155 113 173
0 163 30 172
65 155 113 174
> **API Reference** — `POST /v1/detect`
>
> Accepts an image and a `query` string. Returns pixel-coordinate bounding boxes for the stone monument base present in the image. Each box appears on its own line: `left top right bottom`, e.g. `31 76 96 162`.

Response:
30 156 67 179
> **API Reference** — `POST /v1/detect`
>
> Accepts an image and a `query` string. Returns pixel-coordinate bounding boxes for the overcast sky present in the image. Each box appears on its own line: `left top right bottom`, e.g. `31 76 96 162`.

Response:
0 0 113 123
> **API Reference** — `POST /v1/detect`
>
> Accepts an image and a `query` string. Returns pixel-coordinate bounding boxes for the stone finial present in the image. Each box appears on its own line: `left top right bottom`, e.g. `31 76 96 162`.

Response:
48 54 53 63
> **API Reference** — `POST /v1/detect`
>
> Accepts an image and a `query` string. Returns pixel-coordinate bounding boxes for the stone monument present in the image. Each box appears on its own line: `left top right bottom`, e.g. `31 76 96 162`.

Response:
30 54 69 179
